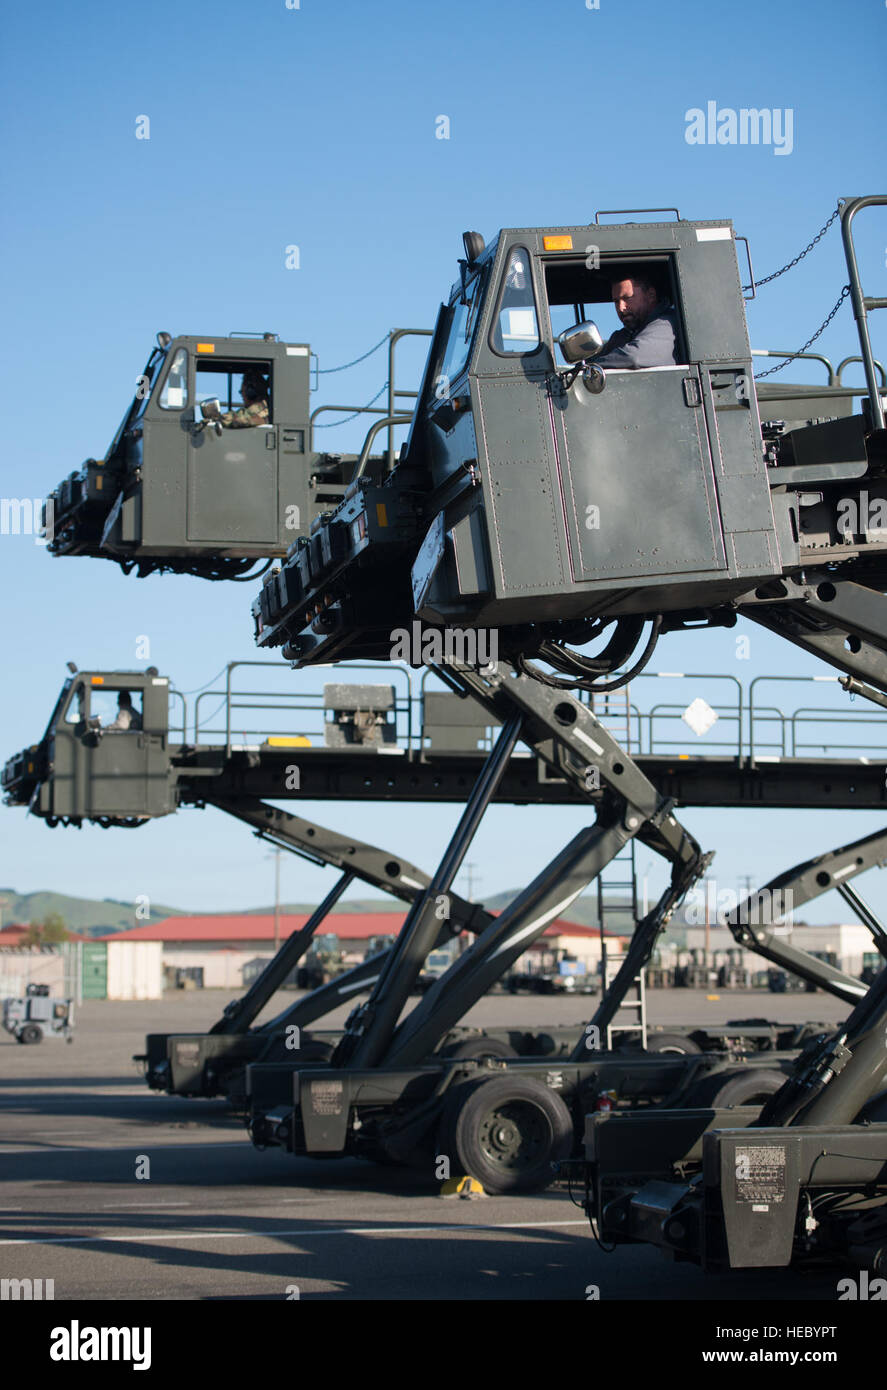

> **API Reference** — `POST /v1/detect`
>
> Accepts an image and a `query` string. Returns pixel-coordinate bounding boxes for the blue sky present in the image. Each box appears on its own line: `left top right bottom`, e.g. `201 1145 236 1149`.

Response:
0 0 885 927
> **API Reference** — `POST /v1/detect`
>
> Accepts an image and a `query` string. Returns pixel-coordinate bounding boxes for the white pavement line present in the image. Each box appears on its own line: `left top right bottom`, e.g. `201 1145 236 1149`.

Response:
33 1130 96 1136
0 1093 159 1101
0 1140 248 1155
0 1219 588 1249
101 1202 193 1209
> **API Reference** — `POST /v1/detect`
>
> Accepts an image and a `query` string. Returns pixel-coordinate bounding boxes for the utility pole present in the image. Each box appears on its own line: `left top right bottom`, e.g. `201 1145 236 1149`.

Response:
463 862 478 901
266 849 283 952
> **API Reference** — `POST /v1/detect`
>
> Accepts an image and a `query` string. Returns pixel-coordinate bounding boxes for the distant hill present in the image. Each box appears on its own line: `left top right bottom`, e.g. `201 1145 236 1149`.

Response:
0 889 420 936
0 889 183 937
0 887 711 939
240 899 402 916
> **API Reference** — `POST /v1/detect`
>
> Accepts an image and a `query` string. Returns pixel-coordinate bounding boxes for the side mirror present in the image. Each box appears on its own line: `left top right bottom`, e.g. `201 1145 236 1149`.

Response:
582 364 606 395
200 398 222 420
558 320 603 364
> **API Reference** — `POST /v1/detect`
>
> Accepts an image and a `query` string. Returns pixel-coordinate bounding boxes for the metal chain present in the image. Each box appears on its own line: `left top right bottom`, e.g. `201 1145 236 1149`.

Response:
314 380 389 427
742 204 841 292
316 333 390 375
753 286 850 379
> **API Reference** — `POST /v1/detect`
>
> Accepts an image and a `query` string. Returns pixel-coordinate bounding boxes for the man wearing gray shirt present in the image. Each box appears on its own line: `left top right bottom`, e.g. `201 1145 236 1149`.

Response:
593 273 679 369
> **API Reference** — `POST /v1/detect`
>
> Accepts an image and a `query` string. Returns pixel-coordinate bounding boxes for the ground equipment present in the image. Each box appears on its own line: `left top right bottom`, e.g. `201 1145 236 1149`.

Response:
5 663 878 1118
12 197 887 1210
43 329 428 579
252 198 887 691
241 195 887 1224
577 830 887 1272
2 985 74 1044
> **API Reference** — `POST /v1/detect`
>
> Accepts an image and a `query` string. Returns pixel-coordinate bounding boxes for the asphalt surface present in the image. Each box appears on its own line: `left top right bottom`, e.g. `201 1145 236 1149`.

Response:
0 988 855 1301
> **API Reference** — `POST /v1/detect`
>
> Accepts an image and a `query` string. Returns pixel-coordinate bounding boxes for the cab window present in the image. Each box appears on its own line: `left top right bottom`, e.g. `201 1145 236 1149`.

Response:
490 248 540 355
436 271 486 390
195 358 273 421
88 689 142 725
122 347 166 432
544 257 684 367
159 348 189 410
64 687 85 724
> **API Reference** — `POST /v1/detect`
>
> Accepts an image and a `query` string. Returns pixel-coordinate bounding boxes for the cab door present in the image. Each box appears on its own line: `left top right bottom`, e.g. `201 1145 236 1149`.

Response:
187 356 278 545
187 423 278 544
550 366 727 586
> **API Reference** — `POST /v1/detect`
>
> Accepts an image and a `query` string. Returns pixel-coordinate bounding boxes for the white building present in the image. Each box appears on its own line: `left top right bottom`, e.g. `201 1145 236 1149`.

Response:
682 922 878 977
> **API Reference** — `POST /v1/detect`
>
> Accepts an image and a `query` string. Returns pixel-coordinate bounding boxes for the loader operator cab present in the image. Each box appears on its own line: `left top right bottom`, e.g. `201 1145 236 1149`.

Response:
253 203 883 672
414 218 800 636
45 333 313 579
1 670 176 825
251 215 796 664
410 218 793 632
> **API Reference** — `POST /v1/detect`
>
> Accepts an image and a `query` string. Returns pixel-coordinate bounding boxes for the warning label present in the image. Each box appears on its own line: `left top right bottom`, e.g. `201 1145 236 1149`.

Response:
311 1079 345 1115
735 1144 786 1205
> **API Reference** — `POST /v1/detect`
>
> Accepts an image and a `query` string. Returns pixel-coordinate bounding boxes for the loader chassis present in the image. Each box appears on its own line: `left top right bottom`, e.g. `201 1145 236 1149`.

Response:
246 195 887 1249
8 196 887 1256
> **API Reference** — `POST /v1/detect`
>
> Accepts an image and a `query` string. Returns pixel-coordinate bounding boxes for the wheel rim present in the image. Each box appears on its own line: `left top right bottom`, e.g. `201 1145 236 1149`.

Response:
477 1099 552 1171
742 1088 778 1104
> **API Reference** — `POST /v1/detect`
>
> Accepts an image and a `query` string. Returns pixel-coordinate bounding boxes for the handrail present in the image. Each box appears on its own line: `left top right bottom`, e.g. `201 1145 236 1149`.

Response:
645 703 741 757
309 403 389 452
749 674 840 761
181 663 884 762
790 705 887 759
751 348 836 385
192 659 417 751
835 355 887 389
167 688 188 741
306 329 432 461
632 671 744 758
840 196 887 430
746 704 800 758
387 329 433 471
354 415 413 478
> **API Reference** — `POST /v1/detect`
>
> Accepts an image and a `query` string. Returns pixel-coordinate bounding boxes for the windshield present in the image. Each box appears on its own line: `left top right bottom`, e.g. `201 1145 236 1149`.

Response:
435 269 486 395
42 677 73 740
107 346 168 457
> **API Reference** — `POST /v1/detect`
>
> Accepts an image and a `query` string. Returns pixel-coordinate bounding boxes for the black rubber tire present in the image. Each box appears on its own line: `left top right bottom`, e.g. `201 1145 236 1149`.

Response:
442 1036 518 1062
685 1067 787 1108
646 1031 703 1056
437 1075 573 1194
19 1024 43 1045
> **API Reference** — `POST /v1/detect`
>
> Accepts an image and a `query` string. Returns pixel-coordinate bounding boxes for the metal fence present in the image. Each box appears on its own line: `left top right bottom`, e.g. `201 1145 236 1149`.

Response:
166 663 887 763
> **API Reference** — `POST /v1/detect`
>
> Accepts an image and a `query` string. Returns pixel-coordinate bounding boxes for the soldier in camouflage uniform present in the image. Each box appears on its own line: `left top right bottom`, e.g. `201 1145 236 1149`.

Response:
220 369 270 428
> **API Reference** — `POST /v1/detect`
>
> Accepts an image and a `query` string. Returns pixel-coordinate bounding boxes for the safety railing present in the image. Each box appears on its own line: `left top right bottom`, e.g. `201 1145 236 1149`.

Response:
167 689 188 741
749 674 841 761
840 196 886 431
751 348 837 385
309 327 433 467
182 662 886 763
629 672 744 757
193 660 415 755
790 707 887 759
